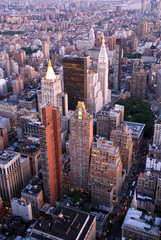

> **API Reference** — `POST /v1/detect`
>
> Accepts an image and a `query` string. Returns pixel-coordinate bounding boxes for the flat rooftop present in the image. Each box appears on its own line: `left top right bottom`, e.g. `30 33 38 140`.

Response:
92 138 118 155
122 208 161 235
122 121 145 138
0 150 19 165
31 206 95 240
22 184 42 195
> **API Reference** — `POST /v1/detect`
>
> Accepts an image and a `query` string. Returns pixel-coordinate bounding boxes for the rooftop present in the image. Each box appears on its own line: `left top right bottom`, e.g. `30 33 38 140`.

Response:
22 184 42 195
0 150 19 165
92 138 118 155
11 198 31 207
31 206 95 240
122 208 161 235
122 121 145 138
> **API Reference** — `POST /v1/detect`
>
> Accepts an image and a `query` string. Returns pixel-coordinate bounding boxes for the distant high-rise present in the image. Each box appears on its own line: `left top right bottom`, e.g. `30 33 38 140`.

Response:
89 27 95 43
69 102 93 191
113 39 122 91
63 56 88 110
39 103 63 205
116 6 122 15
142 0 147 14
42 40 50 60
110 125 133 172
137 22 148 38
14 50 26 67
90 138 122 206
97 37 111 106
130 61 147 99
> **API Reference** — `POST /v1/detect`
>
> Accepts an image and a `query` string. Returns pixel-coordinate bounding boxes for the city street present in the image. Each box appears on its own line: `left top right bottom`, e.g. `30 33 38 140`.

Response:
103 137 152 240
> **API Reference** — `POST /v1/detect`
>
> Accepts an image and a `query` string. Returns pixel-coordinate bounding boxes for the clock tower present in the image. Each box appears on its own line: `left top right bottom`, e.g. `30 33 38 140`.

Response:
97 37 111 106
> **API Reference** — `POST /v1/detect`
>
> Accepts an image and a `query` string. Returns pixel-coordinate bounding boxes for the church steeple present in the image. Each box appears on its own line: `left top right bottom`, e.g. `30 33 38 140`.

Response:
45 60 56 81
98 36 108 63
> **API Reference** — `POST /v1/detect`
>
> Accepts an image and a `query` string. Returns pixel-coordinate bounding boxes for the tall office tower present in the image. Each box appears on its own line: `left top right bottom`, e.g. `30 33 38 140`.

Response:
110 125 133 172
142 0 147 14
130 61 147 99
42 40 50 60
69 102 93 191
87 70 103 115
0 151 23 202
14 50 26 67
39 103 63 205
41 60 62 110
97 37 111 106
113 39 122 91
90 139 122 206
63 56 88 110
153 121 161 147
137 22 148 38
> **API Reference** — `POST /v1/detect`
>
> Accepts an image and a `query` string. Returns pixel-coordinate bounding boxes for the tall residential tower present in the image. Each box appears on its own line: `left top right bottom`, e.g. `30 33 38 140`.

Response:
39 103 63 205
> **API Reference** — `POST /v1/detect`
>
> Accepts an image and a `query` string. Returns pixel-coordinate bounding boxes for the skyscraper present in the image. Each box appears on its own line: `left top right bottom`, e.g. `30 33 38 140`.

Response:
130 61 147 99
63 56 88 110
69 102 93 191
110 125 133 172
142 0 147 14
39 103 63 205
90 138 122 206
137 22 148 38
113 39 122 91
97 37 111 106
41 60 62 109
42 40 50 60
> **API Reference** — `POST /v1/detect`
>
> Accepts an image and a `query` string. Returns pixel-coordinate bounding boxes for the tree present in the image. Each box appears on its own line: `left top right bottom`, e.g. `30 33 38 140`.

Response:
116 98 154 137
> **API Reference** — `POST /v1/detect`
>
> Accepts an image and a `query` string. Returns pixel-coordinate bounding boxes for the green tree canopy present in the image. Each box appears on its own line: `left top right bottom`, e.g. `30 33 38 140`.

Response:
116 97 154 137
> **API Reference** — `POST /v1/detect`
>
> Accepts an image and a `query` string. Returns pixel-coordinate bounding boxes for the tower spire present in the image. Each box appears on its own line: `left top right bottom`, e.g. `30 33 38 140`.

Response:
45 60 56 81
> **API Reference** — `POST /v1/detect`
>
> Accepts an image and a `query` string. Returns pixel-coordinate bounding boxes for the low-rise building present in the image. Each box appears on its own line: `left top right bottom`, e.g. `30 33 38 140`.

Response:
122 208 161 240
21 184 44 219
11 198 32 222
30 205 96 240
